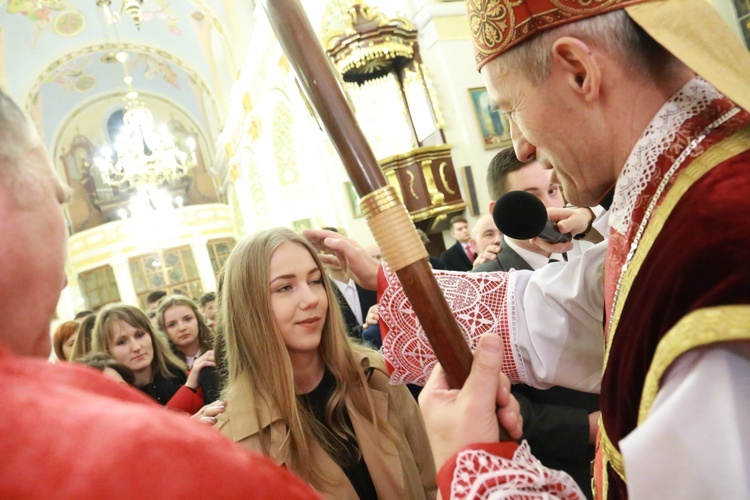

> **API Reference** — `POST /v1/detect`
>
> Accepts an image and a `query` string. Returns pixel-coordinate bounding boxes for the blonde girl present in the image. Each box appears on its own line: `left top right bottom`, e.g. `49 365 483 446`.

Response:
216 228 435 499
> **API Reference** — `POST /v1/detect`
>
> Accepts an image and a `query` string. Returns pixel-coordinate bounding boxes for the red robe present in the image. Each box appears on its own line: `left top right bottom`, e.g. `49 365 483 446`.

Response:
0 342 319 499
596 91 750 498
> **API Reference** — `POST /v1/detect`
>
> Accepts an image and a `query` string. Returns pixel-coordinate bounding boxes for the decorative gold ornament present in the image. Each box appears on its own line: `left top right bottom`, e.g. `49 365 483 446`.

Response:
325 2 417 82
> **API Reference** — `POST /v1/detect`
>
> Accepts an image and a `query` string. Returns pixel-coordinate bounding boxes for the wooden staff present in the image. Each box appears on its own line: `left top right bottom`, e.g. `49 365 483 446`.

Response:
259 0 472 388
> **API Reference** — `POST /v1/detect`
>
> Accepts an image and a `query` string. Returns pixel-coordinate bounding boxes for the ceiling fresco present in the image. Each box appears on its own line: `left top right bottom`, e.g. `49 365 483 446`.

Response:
0 0 255 157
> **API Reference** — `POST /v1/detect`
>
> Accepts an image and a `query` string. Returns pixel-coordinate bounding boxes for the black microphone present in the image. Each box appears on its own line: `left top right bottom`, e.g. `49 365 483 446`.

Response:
492 191 572 243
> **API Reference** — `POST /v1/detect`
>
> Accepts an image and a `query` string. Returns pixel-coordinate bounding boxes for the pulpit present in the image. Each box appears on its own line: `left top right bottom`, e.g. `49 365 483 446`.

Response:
324 1 467 249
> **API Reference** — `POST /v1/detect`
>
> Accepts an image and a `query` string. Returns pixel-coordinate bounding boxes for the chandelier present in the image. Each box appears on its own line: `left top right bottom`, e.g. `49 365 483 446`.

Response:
92 48 197 189
94 94 197 188
117 184 184 219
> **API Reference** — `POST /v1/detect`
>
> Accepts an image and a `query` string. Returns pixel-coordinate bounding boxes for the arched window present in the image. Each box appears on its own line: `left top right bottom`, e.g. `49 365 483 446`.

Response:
106 109 125 143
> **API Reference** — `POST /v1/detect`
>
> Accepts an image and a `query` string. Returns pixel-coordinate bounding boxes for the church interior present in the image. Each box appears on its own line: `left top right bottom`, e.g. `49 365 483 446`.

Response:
1 0 746 325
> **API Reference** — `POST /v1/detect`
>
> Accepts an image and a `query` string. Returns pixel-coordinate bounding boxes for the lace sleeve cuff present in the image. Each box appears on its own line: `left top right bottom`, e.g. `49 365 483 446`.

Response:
438 441 584 499
378 265 526 385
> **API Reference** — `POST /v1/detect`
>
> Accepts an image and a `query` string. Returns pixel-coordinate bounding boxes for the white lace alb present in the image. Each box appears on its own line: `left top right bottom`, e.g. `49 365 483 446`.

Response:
610 78 724 235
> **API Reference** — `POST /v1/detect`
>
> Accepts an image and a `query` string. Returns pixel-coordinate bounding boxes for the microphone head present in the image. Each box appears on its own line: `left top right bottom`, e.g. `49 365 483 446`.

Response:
492 190 548 239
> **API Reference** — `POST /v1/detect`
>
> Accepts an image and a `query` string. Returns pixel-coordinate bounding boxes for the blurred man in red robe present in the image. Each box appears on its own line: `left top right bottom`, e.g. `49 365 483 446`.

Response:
0 89 317 499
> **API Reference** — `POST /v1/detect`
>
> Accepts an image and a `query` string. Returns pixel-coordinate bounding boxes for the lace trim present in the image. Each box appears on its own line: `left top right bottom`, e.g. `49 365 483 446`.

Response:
610 78 723 235
380 267 519 385
506 271 527 384
450 441 584 499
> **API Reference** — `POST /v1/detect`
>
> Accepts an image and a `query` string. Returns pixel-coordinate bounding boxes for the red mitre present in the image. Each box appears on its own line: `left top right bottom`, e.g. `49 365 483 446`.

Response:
464 0 750 114
465 0 647 70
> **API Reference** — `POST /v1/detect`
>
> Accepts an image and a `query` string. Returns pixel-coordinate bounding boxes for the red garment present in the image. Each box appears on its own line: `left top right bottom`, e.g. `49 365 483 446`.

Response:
598 92 750 498
166 383 204 414
0 342 319 499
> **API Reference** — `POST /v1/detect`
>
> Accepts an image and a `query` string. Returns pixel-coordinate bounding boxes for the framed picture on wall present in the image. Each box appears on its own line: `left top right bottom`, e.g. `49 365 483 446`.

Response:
468 87 511 150
461 165 481 216
292 218 313 232
733 0 750 48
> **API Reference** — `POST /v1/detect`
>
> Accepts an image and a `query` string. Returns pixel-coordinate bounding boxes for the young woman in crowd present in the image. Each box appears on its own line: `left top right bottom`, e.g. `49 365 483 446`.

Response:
156 294 220 403
52 321 79 362
90 304 218 416
216 228 436 499
156 294 214 369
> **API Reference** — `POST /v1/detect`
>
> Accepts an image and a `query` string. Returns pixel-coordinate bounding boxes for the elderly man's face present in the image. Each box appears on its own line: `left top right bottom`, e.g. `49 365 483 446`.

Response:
482 59 613 207
471 216 502 254
1 147 68 356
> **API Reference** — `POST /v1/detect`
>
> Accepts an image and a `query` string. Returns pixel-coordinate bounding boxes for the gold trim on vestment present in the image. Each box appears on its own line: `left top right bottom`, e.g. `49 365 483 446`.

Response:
639 306 750 424
596 415 623 497
599 125 750 481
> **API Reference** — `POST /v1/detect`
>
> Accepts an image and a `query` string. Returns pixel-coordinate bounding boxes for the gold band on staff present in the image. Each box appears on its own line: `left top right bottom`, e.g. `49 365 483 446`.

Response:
361 186 428 272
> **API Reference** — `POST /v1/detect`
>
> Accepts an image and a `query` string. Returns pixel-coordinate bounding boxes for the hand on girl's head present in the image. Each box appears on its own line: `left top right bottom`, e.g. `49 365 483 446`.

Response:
317 252 340 268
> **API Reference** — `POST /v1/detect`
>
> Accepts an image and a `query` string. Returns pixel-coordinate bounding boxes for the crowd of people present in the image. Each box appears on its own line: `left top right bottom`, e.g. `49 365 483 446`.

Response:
2 0 749 497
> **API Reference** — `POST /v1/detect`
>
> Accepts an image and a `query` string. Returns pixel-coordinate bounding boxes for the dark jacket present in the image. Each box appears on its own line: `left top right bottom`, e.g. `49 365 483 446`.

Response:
332 281 378 340
439 241 473 272
473 237 529 273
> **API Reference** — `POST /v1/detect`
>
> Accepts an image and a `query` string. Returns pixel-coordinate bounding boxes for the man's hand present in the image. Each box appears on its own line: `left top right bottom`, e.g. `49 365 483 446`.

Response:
529 237 574 254
303 229 379 290
529 206 594 254
419 334 523 469
472 244 501 268
362 304 379 329
553 206 594 236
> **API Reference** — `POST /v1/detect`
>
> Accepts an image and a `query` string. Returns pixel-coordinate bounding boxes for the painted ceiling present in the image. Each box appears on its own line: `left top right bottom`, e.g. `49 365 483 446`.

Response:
0 0 256 156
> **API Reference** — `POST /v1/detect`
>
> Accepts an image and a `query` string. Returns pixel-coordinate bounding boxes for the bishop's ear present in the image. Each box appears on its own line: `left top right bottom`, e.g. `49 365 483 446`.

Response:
550 36 601 102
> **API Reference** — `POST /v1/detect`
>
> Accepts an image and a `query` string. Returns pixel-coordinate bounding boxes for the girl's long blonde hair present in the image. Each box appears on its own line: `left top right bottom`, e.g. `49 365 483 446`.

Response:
219 228 388 490
91 303 186 383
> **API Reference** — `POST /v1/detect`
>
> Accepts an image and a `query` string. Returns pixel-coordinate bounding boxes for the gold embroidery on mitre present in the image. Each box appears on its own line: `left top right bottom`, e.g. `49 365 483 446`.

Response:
466 0 520 62
465 0 647 70
549 0 630 16
639 306 750 424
